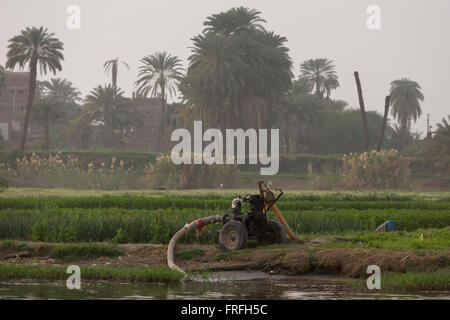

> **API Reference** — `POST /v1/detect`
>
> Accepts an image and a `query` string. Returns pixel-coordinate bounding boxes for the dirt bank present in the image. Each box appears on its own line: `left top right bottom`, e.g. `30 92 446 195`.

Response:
1 241 449 277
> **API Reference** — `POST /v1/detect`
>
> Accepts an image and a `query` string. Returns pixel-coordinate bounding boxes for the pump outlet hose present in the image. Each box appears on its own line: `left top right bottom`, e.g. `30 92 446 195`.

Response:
270 204 299 241
167 215 223 273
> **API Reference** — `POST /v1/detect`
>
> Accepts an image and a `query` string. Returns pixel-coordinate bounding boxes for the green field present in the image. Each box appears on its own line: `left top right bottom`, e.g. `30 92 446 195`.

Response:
0 188 449 288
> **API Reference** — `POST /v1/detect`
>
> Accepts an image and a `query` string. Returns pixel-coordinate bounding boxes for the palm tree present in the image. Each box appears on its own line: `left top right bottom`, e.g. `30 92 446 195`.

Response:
274 93 321 153
427 116 450 165
183 34 247 129
390 78 424 151
84 84 141 148
135 52 183 123
40 78 81 117
6 26 64 158
299 58 339 99
203 6 266 35
183 8 292 129
31 78 81 151
103 58 129 89
32 96 66 152
0 65 5 89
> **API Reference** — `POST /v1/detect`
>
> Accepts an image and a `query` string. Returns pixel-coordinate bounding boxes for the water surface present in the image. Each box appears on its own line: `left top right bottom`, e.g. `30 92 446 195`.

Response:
0 272 448 300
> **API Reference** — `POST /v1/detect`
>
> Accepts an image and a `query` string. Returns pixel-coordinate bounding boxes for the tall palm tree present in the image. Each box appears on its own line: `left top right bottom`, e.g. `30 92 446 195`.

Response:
299 58 339 99
135 52 184 122
84 84 141 148
390 78 424 151
103 58 129 89
6 26 64 158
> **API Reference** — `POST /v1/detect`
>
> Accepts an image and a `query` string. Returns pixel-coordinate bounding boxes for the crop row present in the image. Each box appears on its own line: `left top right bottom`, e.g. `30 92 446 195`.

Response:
0 197 449 211
0 208 448 243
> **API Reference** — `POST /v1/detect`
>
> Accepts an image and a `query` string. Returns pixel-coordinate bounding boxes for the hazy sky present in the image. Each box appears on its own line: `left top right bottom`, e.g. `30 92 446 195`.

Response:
1 0 449 133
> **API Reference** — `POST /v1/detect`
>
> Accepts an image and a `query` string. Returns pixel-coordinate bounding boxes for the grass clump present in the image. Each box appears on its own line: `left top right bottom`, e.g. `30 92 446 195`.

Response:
0 264 183 282
311 227 450 253
353 272 450 291
380 272 450 291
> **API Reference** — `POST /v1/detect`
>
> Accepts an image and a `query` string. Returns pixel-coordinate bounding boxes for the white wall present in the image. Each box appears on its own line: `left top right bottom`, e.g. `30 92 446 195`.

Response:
0 123 9 141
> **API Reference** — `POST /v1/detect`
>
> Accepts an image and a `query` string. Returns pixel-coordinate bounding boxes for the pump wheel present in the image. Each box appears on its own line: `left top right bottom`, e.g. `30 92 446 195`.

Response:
219 220 248 251
258 220 287 246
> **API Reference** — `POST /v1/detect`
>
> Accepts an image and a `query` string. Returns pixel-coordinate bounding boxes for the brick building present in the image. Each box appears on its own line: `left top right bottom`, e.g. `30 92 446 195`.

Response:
0 71 40 149
124 93 166 151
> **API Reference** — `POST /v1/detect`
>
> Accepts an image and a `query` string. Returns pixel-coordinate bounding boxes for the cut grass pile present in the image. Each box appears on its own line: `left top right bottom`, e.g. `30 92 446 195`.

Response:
209 250 251 262
175 249 206 261
1 241 122 261
48 243 122 261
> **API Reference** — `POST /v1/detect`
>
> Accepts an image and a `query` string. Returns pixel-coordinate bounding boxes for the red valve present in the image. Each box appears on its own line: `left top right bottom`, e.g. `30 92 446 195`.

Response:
195 218 206 238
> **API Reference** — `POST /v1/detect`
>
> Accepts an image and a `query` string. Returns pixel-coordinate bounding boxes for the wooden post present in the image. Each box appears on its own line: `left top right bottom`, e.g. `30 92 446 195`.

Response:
377 95 390 151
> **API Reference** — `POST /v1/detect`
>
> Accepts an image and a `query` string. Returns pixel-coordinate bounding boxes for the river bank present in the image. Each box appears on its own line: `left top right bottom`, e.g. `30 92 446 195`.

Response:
1 241 448 291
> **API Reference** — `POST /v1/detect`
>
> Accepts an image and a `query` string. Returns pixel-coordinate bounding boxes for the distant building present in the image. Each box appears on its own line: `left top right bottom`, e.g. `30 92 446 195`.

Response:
0 71 169 151
0 71 40 149
122 93 167 151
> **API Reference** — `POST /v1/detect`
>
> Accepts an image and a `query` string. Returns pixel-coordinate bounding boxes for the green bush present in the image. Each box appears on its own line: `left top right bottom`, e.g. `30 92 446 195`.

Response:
112 228 130 243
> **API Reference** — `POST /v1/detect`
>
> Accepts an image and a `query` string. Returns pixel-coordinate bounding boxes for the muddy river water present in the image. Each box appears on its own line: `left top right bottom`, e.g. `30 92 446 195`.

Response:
0 272 448 300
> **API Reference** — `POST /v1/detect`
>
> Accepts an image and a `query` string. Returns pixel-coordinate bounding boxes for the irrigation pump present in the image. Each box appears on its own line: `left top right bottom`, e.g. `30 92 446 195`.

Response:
168 181 299 273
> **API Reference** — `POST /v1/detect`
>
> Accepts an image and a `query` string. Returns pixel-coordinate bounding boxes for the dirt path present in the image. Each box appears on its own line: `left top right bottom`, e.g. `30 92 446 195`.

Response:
1 241 449 277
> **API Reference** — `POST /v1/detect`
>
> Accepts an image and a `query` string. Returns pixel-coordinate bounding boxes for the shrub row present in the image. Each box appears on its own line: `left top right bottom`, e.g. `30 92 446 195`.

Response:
1 197 448 211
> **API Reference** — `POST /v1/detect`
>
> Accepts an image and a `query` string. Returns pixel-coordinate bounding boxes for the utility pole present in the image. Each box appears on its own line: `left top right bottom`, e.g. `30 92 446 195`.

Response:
426 114 432 139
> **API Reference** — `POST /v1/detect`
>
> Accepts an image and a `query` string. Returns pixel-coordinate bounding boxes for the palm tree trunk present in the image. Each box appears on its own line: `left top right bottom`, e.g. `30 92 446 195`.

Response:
112 63 117 89
18 55 38 159
400 117 408 152
44 123 50 154
377 96 390 151
354 71 370 151
315 79 321 98
285 117 291 153
161 85 167 125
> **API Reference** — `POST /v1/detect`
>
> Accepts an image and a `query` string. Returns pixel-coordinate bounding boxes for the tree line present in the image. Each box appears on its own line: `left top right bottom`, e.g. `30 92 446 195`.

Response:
0 7 445 164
